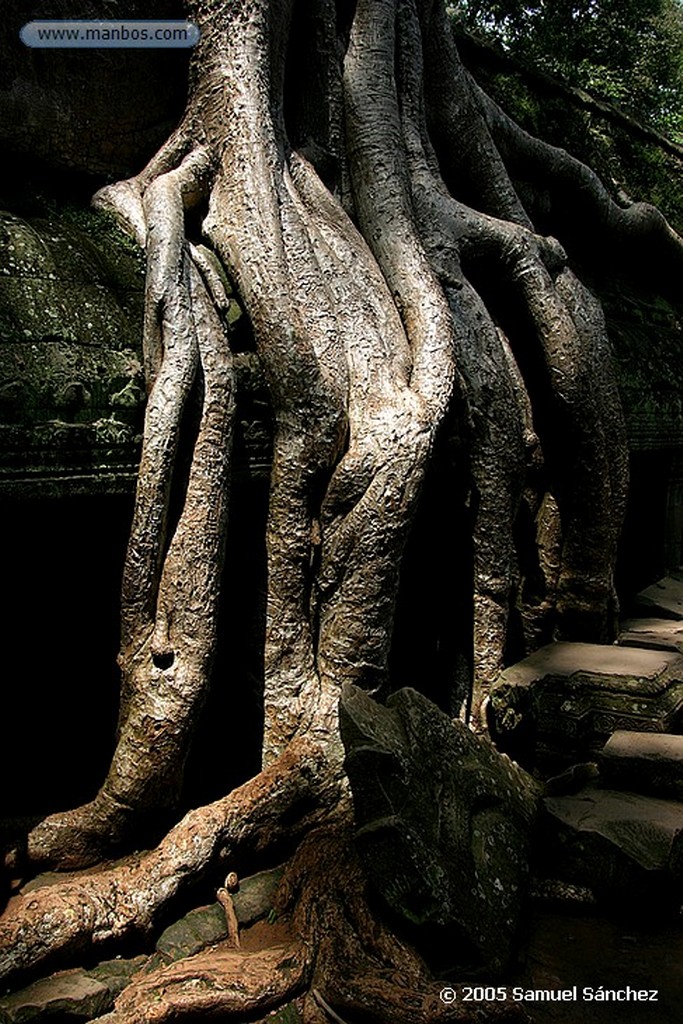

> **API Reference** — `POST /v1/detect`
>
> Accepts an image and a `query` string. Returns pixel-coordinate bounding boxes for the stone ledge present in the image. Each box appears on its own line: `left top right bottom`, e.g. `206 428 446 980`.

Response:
619 617 683 653
635 575 683 621
539 788 683 914
488 642 683 770
599 730 683 802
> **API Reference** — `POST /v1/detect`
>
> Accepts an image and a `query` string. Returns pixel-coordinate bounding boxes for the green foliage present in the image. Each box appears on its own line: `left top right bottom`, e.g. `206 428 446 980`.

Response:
448 0 683 141
467 62 683 233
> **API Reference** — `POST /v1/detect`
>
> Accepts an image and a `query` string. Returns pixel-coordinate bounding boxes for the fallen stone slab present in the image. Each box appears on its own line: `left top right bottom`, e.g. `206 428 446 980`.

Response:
340 684 540 974
544 762 600 796
0 969 111 1023
487 642 683 770
634 576 683 620
599 730 683 801
618 617 683 653
231 866 284 928
156 903 229 962
539 788 683 914
86 956 148 1000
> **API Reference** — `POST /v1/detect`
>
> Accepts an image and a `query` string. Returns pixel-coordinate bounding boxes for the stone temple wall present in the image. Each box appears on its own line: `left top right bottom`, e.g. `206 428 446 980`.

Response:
0 204 273 500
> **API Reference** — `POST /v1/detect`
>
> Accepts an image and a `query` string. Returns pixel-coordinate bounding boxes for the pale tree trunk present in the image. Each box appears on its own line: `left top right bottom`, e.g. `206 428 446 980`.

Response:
2 0 682 1018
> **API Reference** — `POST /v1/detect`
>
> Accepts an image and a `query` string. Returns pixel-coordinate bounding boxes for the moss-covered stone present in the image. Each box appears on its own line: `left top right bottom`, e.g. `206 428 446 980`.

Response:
231 866 285 927
261 1005 303 1023
0 204 145 496
156 904 230 962
340 685 540 974
603 289 683 451
0 970 111 1023
86 957 148 999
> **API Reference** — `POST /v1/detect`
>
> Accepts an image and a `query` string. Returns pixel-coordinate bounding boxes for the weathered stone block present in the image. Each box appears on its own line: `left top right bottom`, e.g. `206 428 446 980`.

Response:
86 956 148 999
340 684 540 974
619 616 683 653
0 970 111 1023
0 207 145 498
156 903 229 962
540 789 683 914
599 730 683 801
635 575 683 620
488 642 683 770
231 866 284 928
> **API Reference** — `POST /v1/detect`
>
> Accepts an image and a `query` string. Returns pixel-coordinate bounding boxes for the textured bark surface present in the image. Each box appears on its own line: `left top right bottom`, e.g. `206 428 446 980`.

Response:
83 827 528 1024
2 0 683 1018
98 943 310 1024
0 739 340 988
279 826 529 1024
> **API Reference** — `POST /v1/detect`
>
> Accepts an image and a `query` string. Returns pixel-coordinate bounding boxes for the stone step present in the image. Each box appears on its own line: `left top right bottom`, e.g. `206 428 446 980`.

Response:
599 730 683 801
634 574 683 620
539 788 683 915
487 641 683 770
618 616 683 653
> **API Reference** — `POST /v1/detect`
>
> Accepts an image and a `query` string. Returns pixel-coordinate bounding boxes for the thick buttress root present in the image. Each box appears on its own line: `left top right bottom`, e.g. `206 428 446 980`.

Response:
19 0 643 865
98 945 310 1024
282 826 529 1024
0 739 341 989
96 827 527 1024
22 146 236 870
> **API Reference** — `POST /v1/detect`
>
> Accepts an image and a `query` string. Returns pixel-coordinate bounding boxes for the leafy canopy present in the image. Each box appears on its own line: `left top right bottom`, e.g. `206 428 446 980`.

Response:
448 0 683 141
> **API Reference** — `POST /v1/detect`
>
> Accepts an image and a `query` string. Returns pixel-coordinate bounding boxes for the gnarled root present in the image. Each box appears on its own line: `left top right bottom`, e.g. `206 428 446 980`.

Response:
100 944 310 1024
7 0 683 1004
22 147 235 871
0 739 341 989
93 825 528 1023
17 0 651 867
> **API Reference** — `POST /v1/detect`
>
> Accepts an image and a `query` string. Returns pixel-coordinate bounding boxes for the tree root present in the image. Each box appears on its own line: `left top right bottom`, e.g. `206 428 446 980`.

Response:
6 0 683 1014
284 825 528 1024
99 943 310 1024
0 739 342 989
103 824 530 1023
16 0 648 867
474 80 683 291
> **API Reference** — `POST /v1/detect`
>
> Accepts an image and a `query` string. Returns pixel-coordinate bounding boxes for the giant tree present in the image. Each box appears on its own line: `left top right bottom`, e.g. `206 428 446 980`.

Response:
1 0 682 1019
